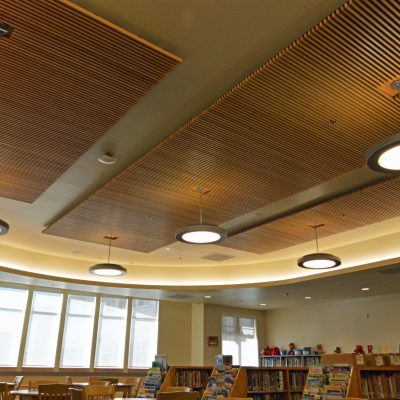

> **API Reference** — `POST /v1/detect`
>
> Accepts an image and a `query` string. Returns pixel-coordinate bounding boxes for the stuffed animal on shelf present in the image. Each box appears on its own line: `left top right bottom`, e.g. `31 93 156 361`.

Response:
288 342 296 355
367 345 374 354
315 344 325 354
353 344 364 354
334 346 341 353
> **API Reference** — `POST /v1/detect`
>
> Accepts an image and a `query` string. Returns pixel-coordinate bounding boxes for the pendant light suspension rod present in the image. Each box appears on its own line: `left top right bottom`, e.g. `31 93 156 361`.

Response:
199 189 203 225
107 236 112 264
314 226 319 253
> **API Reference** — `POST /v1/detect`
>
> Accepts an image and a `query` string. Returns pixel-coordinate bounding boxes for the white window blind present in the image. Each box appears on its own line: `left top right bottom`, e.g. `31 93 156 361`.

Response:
95 297 128 368
0 287 28 366
60 294 96 368
221 315 259 366
128 299 159 367
23 291 63 367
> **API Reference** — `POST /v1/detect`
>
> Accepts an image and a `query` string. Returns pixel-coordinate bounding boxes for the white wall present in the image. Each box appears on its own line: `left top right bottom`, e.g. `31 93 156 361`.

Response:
264 293 400 354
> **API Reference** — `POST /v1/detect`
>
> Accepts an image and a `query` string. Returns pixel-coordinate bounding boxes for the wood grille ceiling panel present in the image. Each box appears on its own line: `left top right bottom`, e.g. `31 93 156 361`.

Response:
221 177 400 254
45 0 400 253
0 0 180 203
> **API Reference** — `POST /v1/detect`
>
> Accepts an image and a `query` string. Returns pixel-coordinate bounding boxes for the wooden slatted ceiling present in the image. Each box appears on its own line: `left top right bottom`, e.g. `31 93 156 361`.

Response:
221 177 400 254
0 0 180 203
45 0 400 253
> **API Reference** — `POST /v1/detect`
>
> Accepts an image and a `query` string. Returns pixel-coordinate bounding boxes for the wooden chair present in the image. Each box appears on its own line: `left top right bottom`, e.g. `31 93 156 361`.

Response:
123 377 141 398
87 382 109 387
69 389 85 400
13 377 23 390
29 381 59 390
84 385 115 400
157 392 197 400
98 379 118 385
37 384 70 400
0 383 9 400
166 387 192 393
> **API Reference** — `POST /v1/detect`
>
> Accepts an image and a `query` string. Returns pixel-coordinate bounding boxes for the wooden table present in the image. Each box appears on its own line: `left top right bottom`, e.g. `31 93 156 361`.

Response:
10 385 137 398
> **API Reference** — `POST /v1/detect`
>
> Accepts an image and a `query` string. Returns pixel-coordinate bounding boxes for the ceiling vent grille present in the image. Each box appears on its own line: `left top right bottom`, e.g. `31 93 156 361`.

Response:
201 253 234 262
167 293 193 300
376 265 400 275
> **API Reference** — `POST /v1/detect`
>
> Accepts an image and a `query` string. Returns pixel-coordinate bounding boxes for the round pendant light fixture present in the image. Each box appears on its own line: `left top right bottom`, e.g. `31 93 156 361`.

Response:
366 132 400 173
176 187 227 244
89 235 127 276
0 219 9 235
297 224 341 269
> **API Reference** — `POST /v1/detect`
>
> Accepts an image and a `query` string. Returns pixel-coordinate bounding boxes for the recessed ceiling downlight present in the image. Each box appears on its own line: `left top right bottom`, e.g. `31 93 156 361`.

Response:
89 263 127 276
366 133 400 173
176 224 227 244
0 219 9 235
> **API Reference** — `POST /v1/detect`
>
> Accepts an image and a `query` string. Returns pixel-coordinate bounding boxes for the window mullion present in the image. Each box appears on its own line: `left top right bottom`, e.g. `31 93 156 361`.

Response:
90 294 101 370
54 292 68 370
124 298 133 371
17 288 33 368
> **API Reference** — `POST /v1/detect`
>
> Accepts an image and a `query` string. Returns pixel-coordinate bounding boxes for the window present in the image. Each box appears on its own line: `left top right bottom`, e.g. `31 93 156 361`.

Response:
60 295 96 367
95 297 127 368
129 300 159 367
221 315 259 366
24 291 63 367
0 287 28 366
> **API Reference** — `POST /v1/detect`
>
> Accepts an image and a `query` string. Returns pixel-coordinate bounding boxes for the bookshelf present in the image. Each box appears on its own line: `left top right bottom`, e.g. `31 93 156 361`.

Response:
322 352 400 399
260 355 321 368
160 366 213 398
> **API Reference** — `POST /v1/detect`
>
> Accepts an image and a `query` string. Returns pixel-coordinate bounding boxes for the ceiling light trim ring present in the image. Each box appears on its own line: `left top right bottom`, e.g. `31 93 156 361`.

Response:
366 132 400 173
297 252 341 269
0 219 9 235
176 224 228 244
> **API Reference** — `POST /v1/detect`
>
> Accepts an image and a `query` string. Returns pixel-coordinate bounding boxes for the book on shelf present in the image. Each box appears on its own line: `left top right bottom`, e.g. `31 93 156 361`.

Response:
289 370 308 392
174 368 212 388
260 355 321 368
360 371 400 399
203 366 240 400
301 364 352 400
247 369 285 392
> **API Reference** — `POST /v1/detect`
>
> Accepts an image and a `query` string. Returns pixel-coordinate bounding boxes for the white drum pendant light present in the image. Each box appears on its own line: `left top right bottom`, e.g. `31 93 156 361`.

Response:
297 224 341 269
176 187 227 244
89 235 127 276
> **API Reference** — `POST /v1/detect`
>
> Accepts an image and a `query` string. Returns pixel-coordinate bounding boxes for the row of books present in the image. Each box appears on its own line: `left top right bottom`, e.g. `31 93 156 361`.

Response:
260 355 321 368
247 370 285 392
361 372 400 399
289 371 308 391
248 394 283 400
174 369 211 388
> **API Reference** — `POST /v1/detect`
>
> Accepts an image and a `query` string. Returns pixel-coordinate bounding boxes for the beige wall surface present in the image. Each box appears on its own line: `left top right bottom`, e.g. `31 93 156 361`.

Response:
158 301 192 365
264 293 400 354
203 304 266 365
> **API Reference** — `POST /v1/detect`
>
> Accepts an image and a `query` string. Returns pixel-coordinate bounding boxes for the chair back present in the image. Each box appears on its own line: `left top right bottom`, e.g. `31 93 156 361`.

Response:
65 377 73 385
98 379 118 385
157 392 197 400
88 382 109 387
0 383 9 400
69 389 85 400
29 381 59 390
38 384 70 400
13 377 24 390
84 385 115 400
123 377 141 397
166 387 192 393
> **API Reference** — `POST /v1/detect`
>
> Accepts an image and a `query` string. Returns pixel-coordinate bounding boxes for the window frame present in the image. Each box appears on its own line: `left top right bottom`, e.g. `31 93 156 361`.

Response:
0 282 157 371
221 313 259 367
